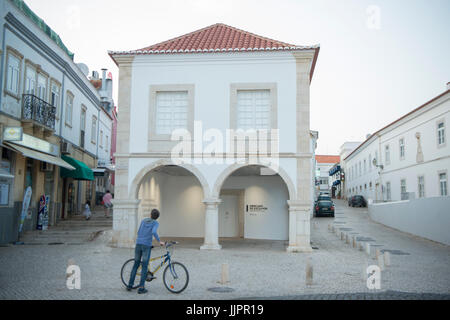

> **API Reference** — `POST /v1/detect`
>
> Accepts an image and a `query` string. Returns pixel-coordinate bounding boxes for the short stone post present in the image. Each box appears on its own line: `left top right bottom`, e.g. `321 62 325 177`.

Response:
377 252 385 271
384 252 391 266
340 231 345 240
375 248 381 259
365 243 371 256
345 233 350 244
220 263 229 285
306 258 313 286
358 242 364 251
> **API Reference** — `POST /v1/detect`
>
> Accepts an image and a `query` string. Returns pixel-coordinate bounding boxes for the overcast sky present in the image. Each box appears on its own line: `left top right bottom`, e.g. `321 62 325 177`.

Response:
25 0 450 155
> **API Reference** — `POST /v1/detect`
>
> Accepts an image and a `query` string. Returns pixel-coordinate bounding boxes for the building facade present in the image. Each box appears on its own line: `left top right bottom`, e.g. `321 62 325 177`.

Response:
109 23 320 252
0 0 114 243
344 85 450 202
314 155 340 195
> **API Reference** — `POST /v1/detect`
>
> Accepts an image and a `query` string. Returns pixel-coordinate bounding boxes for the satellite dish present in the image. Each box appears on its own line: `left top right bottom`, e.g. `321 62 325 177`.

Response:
76 63 89 76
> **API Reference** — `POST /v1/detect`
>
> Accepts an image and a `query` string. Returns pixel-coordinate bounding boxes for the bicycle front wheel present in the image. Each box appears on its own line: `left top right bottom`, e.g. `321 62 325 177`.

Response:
121 258 141 289
163 262 189 294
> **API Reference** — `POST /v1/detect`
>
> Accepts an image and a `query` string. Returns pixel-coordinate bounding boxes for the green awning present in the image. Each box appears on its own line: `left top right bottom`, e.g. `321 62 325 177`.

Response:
60 155 94 181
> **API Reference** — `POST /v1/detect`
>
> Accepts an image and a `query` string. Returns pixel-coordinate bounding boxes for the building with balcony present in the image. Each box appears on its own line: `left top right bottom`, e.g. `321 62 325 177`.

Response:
109 23 320 251
0 0 114 243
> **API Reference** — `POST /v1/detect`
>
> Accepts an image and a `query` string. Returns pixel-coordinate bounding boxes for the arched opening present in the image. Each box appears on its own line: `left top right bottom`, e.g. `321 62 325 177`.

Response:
135 165 206 238
216 164 292 245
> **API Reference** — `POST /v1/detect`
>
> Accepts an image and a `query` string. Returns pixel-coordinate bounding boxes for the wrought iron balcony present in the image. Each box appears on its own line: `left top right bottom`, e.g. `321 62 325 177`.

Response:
22 94 56 131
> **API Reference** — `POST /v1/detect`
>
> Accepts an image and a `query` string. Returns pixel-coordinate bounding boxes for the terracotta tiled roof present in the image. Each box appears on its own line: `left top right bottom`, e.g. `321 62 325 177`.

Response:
109 23 319 56
316 155 340 164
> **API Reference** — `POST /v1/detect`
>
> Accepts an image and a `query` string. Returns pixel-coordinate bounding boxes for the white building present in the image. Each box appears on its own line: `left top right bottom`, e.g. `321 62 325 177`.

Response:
315 155 340 195
0 0 113 243
109 23 320 252
344 85 450 202
338 141 361 199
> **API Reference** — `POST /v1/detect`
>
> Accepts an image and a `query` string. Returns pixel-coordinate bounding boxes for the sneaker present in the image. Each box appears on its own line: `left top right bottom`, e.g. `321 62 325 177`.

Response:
137 287 148 294
126 285 133 291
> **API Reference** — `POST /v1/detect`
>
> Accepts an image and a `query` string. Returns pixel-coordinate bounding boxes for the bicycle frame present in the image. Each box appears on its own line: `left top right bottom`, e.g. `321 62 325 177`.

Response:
144 245 179 279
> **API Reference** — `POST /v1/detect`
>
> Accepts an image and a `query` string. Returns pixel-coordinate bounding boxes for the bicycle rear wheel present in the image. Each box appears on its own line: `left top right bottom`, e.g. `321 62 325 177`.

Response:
121 258 142 289
163 262 189 294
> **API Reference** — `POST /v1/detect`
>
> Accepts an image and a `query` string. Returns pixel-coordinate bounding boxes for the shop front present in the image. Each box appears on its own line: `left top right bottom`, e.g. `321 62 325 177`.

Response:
0 127 75 243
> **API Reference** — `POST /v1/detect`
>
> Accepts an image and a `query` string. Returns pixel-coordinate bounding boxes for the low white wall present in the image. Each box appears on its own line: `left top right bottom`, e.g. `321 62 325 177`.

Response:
368 197 450 245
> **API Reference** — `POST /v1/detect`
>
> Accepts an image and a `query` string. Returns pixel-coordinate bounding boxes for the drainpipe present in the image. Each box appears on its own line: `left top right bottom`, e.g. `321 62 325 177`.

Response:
0 26 7 111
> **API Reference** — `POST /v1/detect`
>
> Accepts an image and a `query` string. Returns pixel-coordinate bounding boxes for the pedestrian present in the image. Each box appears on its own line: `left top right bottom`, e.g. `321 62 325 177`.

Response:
83 200 91 220
102 190 113 218
127 209 165 294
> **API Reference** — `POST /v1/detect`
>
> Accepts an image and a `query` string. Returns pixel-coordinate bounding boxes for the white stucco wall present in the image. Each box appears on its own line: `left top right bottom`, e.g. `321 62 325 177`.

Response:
345 91 450 201
369 197 450 245
222 175 289 240
128 52 298 154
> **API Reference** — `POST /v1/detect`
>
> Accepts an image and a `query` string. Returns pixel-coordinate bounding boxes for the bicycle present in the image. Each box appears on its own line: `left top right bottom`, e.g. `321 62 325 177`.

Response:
120 241 189 294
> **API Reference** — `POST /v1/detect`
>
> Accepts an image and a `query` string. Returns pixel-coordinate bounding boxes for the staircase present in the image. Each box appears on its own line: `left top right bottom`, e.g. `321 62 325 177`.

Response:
20 209 112 245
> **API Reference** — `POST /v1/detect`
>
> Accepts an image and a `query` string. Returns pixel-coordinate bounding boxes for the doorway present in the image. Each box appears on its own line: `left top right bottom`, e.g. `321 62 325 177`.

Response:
219 190 244 238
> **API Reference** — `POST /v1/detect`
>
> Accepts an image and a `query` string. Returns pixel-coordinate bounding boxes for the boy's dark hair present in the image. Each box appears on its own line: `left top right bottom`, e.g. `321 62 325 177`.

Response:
106 190 110 193
151 209 160 220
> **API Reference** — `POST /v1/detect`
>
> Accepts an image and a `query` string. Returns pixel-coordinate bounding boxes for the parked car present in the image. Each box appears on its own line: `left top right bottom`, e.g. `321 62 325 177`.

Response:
348 196 354 206
349 195 367 207
315 194 332 207
315 200 335 217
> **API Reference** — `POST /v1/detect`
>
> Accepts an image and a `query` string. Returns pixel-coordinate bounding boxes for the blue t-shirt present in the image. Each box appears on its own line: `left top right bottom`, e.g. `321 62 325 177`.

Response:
136 218 160 246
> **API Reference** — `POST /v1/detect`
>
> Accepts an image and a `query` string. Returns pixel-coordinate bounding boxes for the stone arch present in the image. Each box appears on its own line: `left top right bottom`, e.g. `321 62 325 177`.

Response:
212 162 296 200
129 159 211 200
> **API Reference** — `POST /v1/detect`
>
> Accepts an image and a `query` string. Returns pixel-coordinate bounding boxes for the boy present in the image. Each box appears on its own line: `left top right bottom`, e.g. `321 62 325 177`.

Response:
127 209 165 294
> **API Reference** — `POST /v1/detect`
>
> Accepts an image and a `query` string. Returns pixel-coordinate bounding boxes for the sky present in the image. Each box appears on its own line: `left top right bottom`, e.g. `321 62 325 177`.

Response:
24 0 450 155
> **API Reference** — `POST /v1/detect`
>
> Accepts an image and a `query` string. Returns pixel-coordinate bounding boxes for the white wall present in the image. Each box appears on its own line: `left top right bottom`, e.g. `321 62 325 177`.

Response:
129 52 298 154
222 175 289 240
369 197 450 245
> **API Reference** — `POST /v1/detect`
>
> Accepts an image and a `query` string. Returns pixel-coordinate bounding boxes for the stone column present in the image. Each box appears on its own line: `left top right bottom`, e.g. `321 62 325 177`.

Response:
288 51 316 253
287 200 313 252
200 198 222 250
111 199 140 248
110 55 135 248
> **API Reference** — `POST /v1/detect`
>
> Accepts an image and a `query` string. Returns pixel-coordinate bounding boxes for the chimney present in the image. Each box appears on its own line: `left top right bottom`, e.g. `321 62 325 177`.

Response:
447 82 450 91
101 68 107 92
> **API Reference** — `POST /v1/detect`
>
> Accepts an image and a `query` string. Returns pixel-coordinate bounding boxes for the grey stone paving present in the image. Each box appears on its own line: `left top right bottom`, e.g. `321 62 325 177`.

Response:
0 201 449 300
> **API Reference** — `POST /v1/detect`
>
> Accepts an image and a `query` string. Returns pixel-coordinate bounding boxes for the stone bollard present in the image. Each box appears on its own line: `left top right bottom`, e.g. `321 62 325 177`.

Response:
306 258 313 286
341 232 345 241
345 233 350 244
221 263 229 285
377 253 385 271
365 243 371 256
375 249 381 259
384 252 391 266
352 236 357 248
358 242 364 251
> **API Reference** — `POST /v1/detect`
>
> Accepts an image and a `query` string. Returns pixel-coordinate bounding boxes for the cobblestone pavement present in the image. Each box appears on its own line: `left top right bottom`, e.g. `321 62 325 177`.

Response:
0 201 449 300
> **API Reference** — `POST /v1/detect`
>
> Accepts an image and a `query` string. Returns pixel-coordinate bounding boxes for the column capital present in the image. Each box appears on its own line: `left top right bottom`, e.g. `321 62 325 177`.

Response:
111 199 141 209
203 198 222 207
287 200 311 211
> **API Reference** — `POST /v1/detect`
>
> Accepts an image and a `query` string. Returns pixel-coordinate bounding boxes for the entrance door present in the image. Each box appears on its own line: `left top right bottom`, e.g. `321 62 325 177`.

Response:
219 195 239 237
